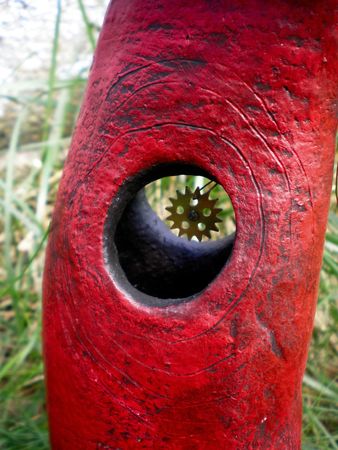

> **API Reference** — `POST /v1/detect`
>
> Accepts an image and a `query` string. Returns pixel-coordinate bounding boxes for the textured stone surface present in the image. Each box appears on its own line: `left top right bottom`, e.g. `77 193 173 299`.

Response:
43 1 337 448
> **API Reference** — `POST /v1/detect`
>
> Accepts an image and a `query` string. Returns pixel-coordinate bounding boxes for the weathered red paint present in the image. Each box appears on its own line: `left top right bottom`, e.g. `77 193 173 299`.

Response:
43 1 337 448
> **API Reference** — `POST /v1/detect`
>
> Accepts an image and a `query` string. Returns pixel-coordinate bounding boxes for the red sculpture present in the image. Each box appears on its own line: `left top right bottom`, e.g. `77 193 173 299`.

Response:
43 1 337 448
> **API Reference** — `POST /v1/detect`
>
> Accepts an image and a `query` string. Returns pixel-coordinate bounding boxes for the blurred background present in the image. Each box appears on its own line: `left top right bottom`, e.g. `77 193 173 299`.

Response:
0 1 337 448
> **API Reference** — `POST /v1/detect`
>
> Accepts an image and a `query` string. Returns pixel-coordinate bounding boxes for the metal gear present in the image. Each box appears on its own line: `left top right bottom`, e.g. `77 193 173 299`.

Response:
165 186 222 241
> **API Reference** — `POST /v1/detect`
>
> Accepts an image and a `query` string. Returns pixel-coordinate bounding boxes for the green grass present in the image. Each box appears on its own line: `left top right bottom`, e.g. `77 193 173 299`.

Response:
0 2 337 449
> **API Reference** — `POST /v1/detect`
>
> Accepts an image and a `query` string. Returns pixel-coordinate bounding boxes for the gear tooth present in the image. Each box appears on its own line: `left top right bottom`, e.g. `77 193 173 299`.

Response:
204 229 211 239
178 228 185 237
172 218 181 226
170 222 180 230
185 186 191 196
165 206 175 213
193 187 201 198
209 198 218 207
214 208 222 214
210 224 220 232
209 213 222 220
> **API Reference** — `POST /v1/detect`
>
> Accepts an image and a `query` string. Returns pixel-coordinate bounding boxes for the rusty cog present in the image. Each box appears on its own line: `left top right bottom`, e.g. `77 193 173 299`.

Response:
165 186 222 241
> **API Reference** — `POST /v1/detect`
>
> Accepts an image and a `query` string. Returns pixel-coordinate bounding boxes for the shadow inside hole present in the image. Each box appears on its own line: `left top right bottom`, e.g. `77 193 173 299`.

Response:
104 165 236 306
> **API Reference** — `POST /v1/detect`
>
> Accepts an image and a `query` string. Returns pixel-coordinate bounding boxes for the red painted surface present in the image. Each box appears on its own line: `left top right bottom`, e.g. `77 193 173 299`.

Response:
43 1 337 448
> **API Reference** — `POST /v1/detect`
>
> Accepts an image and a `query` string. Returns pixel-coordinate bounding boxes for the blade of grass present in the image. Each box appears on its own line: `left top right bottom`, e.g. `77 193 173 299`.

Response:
0 228 49 296
44 0 62 133
326 233 338 246
36 86 70 221
77 0 96 51
303 374 338 403
3 107 28 331
323 251 338 277
0 196 42 236
0 179 44 232
0 325 40 382
3 107 28 276
307 409 338 450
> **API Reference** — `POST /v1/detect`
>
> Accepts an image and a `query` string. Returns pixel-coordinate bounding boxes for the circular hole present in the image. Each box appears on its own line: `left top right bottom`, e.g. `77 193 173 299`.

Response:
104 164 236 305
190 198 199 207
188 209 199 222
203 208 211 217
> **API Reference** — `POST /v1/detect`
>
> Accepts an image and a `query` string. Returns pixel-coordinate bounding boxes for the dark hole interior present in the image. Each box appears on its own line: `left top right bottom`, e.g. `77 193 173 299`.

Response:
104 165 236 307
